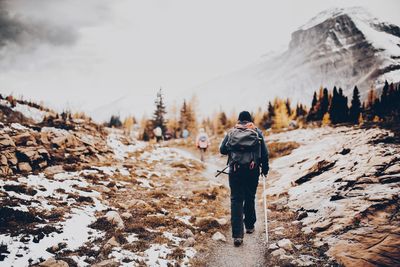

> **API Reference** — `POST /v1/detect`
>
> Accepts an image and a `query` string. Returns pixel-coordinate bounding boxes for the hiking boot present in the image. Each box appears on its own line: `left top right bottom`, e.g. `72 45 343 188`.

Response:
246 228 255 234
233 238 243 247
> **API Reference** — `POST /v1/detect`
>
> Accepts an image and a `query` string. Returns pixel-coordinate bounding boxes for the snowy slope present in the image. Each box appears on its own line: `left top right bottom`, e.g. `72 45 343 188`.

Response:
192 7 400 114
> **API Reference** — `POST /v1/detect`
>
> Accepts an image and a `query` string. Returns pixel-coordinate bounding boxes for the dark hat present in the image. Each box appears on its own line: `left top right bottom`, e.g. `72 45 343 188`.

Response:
238 111 252 122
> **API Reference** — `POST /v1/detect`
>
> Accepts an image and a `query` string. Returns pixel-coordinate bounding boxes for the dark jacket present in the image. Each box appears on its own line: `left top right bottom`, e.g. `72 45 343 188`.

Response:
219 122 269 174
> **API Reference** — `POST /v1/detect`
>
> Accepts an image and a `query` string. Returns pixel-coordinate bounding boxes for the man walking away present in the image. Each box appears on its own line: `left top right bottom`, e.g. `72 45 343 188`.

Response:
196 128 210 162
219 111 269 247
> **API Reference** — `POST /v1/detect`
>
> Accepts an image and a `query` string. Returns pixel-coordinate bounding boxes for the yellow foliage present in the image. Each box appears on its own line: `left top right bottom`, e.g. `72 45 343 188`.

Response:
322 112 331 126
372 115 381 122
123 117 135 132
358 113 364 125
272 98 289 129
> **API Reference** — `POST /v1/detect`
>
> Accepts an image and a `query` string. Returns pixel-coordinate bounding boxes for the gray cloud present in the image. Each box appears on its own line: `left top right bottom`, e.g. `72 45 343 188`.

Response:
0 1 77 50
0 0 110 61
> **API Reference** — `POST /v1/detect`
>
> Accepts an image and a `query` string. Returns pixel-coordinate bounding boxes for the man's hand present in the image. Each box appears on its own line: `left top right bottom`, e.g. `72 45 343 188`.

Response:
261 165 269 176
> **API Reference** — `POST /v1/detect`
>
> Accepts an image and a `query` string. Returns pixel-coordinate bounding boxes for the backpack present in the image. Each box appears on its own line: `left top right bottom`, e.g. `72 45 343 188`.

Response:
226 126 261 166
198 135 209 149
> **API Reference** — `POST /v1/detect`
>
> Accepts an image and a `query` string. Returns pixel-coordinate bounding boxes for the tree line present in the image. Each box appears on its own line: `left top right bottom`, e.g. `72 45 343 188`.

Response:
106 81 399 139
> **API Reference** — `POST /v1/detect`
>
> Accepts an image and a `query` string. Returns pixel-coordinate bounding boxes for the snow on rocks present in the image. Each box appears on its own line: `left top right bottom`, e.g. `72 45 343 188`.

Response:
12 103 48 123
107 128 146 160
268 126 400 266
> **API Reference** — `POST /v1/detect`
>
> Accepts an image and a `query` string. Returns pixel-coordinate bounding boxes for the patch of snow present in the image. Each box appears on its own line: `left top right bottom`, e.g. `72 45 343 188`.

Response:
0 206 105 266
0 99 11 107
126 233 139 243
163 232 183 246
107 132 146 160
12 103 47 123
10 123 28 130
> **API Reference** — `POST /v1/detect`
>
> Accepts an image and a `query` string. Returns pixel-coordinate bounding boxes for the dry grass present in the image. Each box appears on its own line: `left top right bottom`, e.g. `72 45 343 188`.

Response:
267 141 300 159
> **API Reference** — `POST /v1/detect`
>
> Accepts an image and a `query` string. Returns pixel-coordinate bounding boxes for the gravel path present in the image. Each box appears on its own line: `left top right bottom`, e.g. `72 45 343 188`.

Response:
201 152 269 267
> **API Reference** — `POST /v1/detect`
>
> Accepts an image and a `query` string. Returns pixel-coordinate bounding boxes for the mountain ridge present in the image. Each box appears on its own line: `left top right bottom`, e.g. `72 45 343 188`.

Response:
190 6 400 116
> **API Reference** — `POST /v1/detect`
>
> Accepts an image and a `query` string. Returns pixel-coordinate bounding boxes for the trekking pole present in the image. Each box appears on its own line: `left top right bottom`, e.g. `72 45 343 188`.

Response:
262 173 269 244
215 165 229 177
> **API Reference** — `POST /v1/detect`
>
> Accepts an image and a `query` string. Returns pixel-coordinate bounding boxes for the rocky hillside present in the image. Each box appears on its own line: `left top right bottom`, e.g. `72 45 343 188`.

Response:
193 7 400 115
0 98 233 266
266 126 400 266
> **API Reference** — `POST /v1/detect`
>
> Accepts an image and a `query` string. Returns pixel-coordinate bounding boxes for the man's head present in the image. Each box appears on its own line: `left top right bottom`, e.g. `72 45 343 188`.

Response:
238 111 252 122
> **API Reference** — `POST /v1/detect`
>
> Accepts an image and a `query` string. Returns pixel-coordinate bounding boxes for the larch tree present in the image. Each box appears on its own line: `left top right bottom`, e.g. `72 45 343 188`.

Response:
272 98 290 129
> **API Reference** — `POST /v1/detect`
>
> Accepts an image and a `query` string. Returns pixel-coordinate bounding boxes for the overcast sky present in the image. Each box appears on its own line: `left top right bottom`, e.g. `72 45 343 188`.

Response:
0 0 399 121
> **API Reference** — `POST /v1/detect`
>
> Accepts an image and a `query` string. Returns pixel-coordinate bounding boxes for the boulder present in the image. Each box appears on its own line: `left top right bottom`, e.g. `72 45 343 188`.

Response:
0 134 15 147
385 164 400 175
37 148 50 159
271 248 289 259
313 221 333 232
183 237 196 247
121 212 132 220
0 155 7 165
180 207 192 215
16 147 41 163
13 132 35 146
104 211 124 229
4 151 18 165
291 255 316 266
44 165 64 176
119 199 150 210
0 165 13 176
39 257 69 267
182 229 195 238
216 218 228 226
103 236 120 251
18 162 32 173
277 238 295 252
46 242 67 254
268 243 279 251
211 231 226 242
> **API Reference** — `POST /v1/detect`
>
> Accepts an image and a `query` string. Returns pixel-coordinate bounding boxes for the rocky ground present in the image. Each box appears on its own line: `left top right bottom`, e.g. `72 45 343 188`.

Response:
1 98 399 267
265 126 400 267
0 99 231 266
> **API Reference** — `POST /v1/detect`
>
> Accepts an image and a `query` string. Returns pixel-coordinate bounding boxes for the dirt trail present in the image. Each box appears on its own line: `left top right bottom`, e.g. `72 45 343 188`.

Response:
179 148 269 267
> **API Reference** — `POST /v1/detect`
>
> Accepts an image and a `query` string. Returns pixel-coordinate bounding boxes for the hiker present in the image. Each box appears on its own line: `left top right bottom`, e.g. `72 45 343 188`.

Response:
219 111 269 247
153 126 163 142
196 128 210 162
182 128 189 140
182 128 189 144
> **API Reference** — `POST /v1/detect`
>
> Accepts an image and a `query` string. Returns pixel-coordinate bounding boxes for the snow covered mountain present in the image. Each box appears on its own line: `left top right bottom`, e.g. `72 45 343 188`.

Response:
193 7 400 114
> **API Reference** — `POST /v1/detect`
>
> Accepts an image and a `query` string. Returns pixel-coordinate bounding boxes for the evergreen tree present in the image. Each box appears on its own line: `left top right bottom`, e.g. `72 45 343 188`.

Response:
307 91 318 121
285 99 292 117
318 88 329 120
337 88 349 123
152 88 167 133
295 104 307 118
261 101 275 129
349 86 361 124
329 87 339 124
108 115 122 128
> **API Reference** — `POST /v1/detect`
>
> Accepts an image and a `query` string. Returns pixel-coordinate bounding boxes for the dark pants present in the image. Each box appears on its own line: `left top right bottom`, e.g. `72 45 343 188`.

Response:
229 166 259 238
